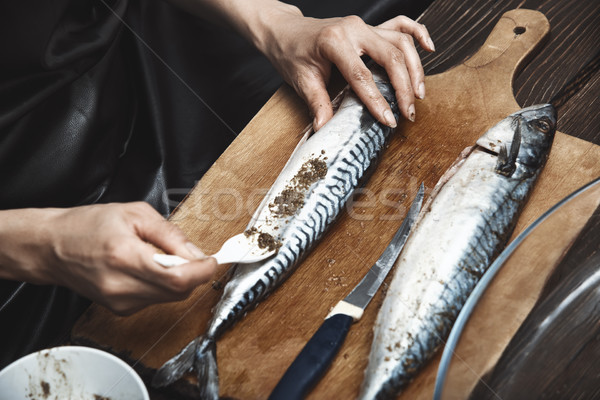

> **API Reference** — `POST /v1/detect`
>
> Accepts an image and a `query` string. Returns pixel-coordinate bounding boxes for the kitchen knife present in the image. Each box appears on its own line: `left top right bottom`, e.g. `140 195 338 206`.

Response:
268 183 425 400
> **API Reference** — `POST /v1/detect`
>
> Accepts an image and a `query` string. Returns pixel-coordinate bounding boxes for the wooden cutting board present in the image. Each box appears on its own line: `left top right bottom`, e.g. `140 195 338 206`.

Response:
72 9 600 399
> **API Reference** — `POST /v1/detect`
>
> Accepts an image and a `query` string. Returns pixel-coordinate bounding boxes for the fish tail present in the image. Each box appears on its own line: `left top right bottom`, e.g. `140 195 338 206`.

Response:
152 337 199 387
152 338 198 382
195 337 219 399
152 336 219 399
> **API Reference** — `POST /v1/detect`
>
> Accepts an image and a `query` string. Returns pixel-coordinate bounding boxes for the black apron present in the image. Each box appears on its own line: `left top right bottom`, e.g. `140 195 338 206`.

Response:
0 0 431 368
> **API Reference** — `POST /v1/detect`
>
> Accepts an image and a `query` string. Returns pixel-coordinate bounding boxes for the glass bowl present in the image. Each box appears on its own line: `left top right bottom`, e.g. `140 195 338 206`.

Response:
434 177 600 399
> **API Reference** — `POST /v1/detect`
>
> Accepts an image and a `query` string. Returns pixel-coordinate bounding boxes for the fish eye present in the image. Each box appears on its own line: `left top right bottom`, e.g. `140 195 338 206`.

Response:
533 117 552 133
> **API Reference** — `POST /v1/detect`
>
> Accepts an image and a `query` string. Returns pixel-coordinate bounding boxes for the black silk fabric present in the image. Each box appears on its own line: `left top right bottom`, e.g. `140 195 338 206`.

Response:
0 0 431 369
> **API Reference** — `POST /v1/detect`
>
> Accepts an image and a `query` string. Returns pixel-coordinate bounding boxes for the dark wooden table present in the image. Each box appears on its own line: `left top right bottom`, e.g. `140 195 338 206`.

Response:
72 1 600 399
419 0 599 147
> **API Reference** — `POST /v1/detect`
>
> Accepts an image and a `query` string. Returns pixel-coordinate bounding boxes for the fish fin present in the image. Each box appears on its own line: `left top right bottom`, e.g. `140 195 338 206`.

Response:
196 338 219 400
152 337 199 388
152 336 220 399
495 118 522 176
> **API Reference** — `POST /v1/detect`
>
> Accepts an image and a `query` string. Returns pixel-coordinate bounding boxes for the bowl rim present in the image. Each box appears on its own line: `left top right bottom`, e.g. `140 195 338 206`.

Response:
0 345 149 399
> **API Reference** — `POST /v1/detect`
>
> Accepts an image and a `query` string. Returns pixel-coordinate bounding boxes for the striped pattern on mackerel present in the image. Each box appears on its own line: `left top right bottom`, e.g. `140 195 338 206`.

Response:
153 64 400 398
358 104 557 399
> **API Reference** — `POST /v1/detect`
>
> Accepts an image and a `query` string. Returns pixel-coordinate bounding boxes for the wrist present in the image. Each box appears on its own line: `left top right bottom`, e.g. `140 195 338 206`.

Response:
0 208 63 284
166 0 303 59
224 0 303 55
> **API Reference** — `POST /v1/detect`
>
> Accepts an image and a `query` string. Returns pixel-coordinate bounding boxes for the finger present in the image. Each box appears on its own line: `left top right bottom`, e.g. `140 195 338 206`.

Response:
127 202 206 260
165 258 218 291
118 240 216 299
144 257 217 297
378 16 435 52
82 246 181 314
375 29 426 99
101 234 175 284
322 41 397 128
93 273 170 315
356 29 416 121
295 71 334 131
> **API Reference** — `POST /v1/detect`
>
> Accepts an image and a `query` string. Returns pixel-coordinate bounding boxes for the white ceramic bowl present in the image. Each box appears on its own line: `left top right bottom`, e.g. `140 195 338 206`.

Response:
0 346 149 400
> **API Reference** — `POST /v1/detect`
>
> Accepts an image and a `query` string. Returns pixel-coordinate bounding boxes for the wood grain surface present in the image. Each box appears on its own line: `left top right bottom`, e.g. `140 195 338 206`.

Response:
72 6 600 400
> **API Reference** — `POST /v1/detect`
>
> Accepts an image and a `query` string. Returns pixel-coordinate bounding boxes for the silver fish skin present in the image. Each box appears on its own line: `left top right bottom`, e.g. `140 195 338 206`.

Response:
152 64 400 398
358 104 557 400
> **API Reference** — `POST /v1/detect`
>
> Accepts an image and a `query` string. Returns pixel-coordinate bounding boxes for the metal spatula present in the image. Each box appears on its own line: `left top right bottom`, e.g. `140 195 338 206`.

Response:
153 232 278 267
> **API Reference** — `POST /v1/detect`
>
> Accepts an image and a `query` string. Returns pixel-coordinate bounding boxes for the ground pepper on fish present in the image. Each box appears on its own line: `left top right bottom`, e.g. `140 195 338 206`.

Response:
243 227 258 237
242 155 328 254
269 188 305 217
257 232 282 252
244 227 282 252
294 157 328 191
269 155 328 218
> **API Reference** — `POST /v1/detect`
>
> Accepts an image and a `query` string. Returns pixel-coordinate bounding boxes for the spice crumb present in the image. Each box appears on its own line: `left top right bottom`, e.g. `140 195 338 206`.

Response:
244 227 258 237
257 232 282 252
245 227 282 252
41 381 50 397
269 156 328 217
270 188 305 217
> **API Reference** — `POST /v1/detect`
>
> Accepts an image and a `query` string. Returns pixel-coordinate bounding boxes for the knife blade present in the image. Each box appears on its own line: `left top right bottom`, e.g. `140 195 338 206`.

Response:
268 183 425 400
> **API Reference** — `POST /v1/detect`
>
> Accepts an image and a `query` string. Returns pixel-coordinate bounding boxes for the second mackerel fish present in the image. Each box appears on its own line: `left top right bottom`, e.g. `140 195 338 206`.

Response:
359 104 557 399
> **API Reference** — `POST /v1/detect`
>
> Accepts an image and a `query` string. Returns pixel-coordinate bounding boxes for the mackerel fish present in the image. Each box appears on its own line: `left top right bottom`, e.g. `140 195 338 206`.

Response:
359 104 557 399
152 64 401 398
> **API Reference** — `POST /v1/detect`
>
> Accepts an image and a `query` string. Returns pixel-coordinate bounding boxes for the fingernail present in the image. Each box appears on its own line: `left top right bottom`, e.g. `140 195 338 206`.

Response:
186 242 206 259
313 117 322 131
408 104 415 122
428 38 436 52
417 82 426 99
383 110 397 128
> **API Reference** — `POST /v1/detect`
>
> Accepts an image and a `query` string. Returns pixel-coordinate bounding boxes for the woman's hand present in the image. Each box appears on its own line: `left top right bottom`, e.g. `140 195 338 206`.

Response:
170 0 434 130
255 9 435 130
0 202 217 315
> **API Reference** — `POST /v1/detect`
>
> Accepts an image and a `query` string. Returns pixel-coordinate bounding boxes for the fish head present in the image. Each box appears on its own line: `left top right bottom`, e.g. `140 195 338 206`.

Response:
512 104 557 169
476 104 556 177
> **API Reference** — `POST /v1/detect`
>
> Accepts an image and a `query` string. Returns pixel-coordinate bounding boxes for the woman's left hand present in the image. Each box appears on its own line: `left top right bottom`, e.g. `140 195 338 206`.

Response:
251 5 435 130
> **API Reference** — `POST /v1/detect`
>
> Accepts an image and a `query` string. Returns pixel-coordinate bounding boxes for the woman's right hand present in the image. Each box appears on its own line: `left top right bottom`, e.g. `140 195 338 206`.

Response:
0 202 217 315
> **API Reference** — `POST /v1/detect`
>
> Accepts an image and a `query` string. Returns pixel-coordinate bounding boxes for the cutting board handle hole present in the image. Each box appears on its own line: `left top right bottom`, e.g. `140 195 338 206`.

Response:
514 26 526 35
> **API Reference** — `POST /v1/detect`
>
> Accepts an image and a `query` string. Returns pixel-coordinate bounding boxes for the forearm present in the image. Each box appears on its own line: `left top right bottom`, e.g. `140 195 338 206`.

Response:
0 208 59 284
164 0 302 53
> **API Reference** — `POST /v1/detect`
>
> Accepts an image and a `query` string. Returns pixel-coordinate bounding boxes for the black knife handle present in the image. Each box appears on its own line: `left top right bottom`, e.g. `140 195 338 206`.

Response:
269 313 354 400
